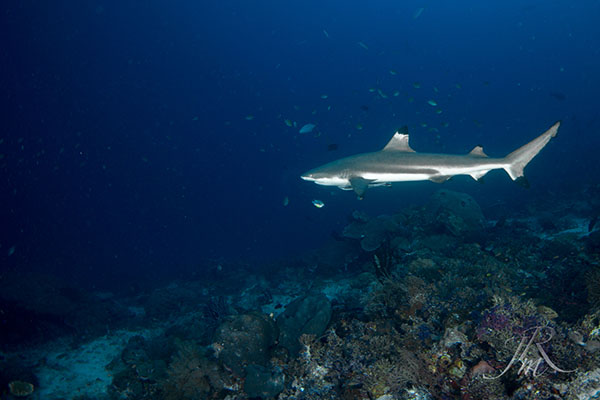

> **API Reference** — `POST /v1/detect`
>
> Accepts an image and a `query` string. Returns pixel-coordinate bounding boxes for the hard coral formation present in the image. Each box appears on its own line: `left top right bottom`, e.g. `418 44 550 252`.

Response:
279 322 425 400
213 312 279 375
277 294 332 355
243 364 285 398
343 212 402 252
163 340 236 400
426 189 485 237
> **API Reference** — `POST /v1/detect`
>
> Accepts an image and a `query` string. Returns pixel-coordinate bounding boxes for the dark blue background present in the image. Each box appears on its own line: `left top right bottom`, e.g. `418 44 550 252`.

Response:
1 0 599 289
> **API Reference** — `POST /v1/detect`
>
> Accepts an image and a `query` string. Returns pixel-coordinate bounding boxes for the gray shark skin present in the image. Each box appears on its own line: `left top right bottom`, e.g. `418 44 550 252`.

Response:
301 122 560 199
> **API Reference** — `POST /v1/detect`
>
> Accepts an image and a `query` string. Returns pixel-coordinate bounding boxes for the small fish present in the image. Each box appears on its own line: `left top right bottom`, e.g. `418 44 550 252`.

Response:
245 115 255 120
283 196 289 207
413 82 421 89
299 123 316 134
455 83 462 89
427 100 438 106
389 70 397 75
356 123 363 130
377 89 388 98
436 109 443 114
323 29 330 39
393 91 400 97
284 119 293 127
320 94 328 99
368 88 376 93
7 246 15 256
327 143 338 151
312 199 325 208
413 7 425 19
357 41 369 50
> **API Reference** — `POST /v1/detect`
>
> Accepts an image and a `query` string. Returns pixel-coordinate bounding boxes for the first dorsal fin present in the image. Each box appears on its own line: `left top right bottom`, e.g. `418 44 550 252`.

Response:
382 126 415 152
469 145 488 157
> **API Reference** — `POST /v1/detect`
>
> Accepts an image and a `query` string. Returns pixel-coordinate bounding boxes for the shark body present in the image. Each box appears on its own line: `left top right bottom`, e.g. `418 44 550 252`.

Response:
301 122 560 198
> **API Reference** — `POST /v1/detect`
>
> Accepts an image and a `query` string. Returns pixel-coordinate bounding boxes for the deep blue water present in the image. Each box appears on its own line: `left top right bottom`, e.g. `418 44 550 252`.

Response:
1 0 599 289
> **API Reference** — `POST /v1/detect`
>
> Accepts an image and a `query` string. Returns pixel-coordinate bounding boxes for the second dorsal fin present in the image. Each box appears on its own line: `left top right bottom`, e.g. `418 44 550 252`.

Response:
469 146 488 157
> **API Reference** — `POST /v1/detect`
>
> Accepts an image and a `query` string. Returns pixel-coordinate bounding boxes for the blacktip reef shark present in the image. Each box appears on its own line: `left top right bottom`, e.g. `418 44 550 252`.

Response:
301 122 560 199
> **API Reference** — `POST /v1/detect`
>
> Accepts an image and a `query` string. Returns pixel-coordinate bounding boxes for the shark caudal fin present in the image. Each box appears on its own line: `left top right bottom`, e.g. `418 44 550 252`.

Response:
503 121 560 181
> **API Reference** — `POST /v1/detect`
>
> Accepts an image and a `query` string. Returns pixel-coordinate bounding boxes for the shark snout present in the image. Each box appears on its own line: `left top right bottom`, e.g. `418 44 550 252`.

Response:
301 172 315 181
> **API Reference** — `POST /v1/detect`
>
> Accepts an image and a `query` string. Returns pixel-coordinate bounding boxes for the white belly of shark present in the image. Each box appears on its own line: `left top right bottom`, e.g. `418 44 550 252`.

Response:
362 172 432 182
313 177 348 186
301 122 560 199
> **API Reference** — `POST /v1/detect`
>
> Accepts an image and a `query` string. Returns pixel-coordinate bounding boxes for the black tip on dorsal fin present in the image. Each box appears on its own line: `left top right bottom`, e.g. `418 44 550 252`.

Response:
383 126 415 152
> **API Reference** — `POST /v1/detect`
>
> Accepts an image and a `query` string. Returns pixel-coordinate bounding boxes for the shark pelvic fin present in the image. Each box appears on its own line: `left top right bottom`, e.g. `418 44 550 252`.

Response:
382 128 415 152
469 146 488 157
349 177 373 199
429 175 451 183
470 170 489 181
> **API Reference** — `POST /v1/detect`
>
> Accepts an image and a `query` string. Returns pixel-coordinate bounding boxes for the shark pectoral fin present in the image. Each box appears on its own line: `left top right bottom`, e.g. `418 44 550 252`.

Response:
429 175 451 183
349 177 373 199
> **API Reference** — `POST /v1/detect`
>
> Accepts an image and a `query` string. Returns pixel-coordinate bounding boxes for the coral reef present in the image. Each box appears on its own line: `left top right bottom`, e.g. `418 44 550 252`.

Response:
213 312 279 375
9 189 600 399
277 294 332 355
161 340 236 400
